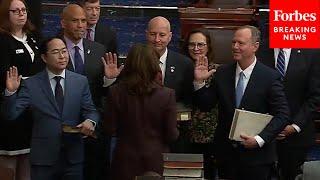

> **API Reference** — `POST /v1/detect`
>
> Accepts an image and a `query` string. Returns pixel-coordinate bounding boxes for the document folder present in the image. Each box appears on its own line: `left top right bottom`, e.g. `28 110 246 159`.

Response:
229 109 273 141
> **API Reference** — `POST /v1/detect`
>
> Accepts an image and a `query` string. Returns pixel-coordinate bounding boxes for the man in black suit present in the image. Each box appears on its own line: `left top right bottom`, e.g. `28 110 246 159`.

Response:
257 46 320 180
145 16 194 153
60 4 119 180
80 0 117 54
194 25 289 180
146 16 194 105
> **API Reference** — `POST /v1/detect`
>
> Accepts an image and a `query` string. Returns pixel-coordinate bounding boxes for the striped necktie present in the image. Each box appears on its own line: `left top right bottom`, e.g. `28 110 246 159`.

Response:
276 48 286 79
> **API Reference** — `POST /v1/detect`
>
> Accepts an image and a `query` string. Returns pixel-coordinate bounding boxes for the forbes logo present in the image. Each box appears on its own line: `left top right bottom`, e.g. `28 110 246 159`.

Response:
274 10 316 22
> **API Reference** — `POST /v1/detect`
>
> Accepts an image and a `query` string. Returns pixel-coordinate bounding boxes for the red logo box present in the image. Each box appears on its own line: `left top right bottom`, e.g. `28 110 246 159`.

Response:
269 0 320 48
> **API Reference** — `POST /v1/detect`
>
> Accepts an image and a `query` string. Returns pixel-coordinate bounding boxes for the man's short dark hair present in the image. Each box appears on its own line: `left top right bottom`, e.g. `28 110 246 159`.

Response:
78 0 99 6
39 37 66 55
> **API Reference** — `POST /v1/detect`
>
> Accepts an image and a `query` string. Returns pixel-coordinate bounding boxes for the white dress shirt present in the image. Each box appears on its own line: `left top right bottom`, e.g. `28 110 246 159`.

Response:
274 48 291 74
47 69 65 96
235 57 265 147
159 48 168 80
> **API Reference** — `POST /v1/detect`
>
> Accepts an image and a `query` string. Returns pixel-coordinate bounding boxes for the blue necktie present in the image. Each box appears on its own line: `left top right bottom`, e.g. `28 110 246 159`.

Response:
235 72 245 107
54 76 64 113
276 48 285 79
74 46 84 75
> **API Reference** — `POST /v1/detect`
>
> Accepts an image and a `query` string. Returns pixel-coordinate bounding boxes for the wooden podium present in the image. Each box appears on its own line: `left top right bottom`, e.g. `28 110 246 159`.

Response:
0 166 14 180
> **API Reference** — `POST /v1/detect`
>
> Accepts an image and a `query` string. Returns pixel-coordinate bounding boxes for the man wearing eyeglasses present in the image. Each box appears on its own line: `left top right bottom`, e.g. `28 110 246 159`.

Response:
2 37 99 180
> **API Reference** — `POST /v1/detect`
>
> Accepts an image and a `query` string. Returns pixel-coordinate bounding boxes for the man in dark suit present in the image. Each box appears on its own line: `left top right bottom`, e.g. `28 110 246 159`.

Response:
2 37 99 180
60 4 116 180
145 16 194 153
61 4 105 108
80 0 117 54
257 46 320 180
146 16 194 105
194 25 289 180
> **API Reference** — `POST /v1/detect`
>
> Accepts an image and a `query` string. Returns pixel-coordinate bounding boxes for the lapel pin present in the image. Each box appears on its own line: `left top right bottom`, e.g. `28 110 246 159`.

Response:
31 37 36 43
87 49 91 54
170 66 175 73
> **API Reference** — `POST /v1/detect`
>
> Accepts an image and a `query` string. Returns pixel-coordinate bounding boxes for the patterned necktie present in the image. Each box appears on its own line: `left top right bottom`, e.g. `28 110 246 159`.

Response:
86 29 93 41
74 46 84 75
54 76 64 112
235 71 245 107
276 48 286 79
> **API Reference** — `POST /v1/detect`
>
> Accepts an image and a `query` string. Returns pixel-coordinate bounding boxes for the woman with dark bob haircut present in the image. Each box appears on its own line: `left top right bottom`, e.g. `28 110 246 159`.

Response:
104 44 179 180
184 28 218 180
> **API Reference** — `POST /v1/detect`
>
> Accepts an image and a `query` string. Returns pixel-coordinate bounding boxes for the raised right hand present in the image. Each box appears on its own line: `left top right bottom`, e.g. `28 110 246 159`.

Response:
6 66 21 92
194 55 216 82
102 52 124 79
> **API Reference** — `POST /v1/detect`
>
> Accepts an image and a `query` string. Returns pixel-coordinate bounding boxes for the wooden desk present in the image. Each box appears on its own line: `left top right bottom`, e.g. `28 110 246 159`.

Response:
0 166 14 180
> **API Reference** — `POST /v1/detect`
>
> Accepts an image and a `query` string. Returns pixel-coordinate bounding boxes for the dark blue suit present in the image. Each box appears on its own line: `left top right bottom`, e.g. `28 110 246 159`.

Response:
258 47 320 180
194 61 289 179
2 70 99 180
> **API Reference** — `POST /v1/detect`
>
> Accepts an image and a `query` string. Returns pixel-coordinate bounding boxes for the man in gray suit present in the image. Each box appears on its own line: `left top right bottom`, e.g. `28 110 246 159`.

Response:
61 4 106 108
60 4 119 180
2 37 99 180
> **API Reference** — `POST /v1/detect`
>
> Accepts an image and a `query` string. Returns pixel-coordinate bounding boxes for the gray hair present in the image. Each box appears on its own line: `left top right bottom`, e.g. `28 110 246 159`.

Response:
237 25 261 43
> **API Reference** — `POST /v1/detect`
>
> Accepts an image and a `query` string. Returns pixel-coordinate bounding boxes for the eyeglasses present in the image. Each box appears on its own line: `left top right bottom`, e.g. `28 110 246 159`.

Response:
48 48 68 56
9 8 27 15
188 42 207 50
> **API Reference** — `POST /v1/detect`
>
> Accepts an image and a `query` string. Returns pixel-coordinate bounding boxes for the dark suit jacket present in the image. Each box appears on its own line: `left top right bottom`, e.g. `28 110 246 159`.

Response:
0 32 45 152
94 21 117 54
194 61 289 165
104 83 179 180
0 32 45 89
2 70 99 165
257 48 320 147
66 38 106 109
165 50 194 105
